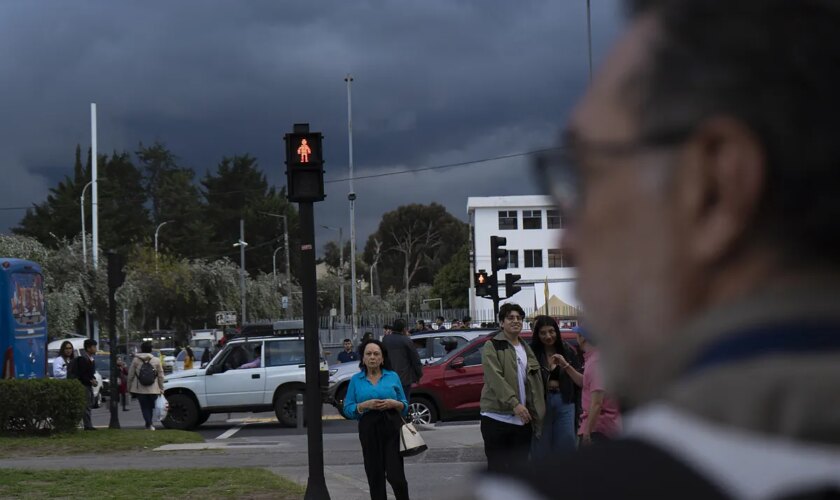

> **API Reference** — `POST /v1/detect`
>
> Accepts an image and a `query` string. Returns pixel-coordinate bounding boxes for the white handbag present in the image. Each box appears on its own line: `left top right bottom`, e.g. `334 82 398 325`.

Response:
399 417 428 457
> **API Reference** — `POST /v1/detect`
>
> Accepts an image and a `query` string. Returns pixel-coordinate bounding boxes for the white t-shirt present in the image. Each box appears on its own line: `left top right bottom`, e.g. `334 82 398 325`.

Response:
481 342 528 426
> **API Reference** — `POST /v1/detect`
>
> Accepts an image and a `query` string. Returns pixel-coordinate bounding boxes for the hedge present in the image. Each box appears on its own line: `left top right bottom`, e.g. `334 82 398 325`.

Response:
0 379 87 435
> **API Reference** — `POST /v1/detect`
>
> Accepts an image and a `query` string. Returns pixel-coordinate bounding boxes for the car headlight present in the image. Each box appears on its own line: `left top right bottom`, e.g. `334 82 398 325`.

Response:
329 368 338 377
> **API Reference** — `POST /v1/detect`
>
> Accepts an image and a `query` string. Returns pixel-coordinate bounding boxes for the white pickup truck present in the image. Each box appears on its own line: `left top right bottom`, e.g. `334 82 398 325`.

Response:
161 334 328 429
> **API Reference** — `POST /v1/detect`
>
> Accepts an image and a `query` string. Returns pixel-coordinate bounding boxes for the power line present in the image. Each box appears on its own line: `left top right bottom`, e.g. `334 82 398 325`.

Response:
0 147 559 212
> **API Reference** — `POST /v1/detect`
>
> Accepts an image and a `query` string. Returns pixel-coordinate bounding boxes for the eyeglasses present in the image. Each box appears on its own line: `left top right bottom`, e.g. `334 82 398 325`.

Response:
532 129 691 212
505 316 523 322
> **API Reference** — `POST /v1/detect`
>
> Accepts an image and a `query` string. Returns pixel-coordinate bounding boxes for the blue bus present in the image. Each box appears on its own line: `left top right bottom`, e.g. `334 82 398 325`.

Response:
0 258 47 379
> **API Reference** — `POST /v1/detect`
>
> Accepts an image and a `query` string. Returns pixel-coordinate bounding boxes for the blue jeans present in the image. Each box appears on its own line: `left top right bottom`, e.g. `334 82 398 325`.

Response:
533 393 577 457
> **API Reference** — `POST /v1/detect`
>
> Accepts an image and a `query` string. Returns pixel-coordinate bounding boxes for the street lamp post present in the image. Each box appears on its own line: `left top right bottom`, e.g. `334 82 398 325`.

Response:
154 220 173 331
260 212 293 318
345 74 358 337
233 219 248 325
322 225 345 322
80 180 94 337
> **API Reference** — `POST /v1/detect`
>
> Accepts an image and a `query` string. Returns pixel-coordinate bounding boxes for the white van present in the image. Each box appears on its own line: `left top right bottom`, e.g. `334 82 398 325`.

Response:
47 337 104 407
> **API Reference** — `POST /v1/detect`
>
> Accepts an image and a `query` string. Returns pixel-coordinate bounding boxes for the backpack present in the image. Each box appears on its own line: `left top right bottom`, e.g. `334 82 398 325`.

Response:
66 357 78 380
137 359 157 386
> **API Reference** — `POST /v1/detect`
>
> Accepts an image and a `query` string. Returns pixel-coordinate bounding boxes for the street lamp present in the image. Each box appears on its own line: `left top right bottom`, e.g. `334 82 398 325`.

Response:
154 220 173 331
260 212 292 318
234 231 248 325
321 225 345 322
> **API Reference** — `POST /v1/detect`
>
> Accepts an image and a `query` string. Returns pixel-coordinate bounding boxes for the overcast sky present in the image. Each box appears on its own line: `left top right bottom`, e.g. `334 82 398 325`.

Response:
0 0 623 251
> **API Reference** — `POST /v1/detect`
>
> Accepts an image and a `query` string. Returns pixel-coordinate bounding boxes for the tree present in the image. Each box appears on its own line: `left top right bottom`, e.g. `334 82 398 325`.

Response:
363 204 468 313
431 243 470 309
201 155 301 276
14 145 89 246
98 151 152 254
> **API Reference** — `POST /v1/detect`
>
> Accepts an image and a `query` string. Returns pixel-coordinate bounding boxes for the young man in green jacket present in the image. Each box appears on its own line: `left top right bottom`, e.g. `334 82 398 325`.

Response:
479 303 545 472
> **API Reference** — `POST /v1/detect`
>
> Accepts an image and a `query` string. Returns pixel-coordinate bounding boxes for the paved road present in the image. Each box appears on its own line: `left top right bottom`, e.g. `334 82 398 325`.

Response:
33 398 487 499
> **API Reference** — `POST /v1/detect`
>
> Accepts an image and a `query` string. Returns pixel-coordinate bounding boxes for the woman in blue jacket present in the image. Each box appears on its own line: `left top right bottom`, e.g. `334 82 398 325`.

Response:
343 338 410 500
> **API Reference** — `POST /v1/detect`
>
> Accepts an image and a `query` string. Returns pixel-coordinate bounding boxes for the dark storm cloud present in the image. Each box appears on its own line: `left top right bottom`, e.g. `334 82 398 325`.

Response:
0 0 623 248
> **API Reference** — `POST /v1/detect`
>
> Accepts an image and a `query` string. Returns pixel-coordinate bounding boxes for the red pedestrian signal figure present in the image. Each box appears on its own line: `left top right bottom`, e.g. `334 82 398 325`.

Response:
297 138 312 163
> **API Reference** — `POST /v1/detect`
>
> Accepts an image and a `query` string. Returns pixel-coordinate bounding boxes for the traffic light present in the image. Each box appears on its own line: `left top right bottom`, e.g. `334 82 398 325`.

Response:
505 273 522 298
475 269 490 297
490 236 508 275
284 123 325 203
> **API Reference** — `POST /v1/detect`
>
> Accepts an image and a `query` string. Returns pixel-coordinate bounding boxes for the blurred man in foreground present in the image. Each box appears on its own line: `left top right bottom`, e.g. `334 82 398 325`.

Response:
479 0 840 498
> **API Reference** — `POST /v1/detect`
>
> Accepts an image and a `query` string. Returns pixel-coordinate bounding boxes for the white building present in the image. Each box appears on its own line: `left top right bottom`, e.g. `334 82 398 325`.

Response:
467 195 580 321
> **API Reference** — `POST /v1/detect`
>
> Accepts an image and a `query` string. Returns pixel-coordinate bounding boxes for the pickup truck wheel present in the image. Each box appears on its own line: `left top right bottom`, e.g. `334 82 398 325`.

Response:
275 388 304 427
409 396 437 425
162 394 199 430
196 411 211 426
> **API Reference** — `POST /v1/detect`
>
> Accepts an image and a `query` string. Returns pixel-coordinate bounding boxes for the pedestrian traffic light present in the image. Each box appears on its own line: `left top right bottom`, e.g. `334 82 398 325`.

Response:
475 269 490 297
505 273 522 298
284 123 325 203
490 236 508 275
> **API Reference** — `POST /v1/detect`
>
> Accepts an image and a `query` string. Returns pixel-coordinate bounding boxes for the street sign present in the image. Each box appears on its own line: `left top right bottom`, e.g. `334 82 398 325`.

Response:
216 311 237 326
282 296 289 309
330 308 338 317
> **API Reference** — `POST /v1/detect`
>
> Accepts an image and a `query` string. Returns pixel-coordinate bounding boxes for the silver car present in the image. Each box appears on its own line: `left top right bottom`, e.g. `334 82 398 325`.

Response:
327 329 493 417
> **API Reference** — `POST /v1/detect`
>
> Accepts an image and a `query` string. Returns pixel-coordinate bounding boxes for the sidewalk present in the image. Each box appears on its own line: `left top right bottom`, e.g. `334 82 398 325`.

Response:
0 422 486 499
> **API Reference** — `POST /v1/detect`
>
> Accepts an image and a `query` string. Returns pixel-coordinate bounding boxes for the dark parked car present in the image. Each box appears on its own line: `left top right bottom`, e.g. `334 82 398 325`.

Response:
408 330 579 425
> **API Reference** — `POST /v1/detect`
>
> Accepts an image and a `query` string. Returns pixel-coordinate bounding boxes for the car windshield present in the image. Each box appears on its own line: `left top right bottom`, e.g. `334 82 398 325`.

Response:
95 355 111 376
429 346 463 366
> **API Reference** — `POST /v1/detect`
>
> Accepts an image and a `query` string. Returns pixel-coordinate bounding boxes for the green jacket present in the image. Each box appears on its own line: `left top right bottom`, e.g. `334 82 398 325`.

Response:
479 331 545 436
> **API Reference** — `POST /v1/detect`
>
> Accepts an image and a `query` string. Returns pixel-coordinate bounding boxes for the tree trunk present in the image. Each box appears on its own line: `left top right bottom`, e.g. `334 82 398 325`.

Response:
404 258 410 315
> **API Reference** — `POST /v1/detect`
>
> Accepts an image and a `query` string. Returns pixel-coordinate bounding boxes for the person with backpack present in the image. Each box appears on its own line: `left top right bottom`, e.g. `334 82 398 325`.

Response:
127 341 165 430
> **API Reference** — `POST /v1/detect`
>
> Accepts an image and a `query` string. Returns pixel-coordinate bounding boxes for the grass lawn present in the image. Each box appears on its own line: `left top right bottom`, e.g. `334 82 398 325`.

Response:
0 429 203 457
0 468 304 499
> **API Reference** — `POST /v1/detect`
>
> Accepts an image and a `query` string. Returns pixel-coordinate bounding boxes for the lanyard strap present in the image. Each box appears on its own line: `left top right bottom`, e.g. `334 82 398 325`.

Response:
684 322 840 377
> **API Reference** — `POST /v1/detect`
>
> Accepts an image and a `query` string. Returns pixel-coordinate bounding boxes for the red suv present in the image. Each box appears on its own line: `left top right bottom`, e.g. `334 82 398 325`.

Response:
408 330 579 425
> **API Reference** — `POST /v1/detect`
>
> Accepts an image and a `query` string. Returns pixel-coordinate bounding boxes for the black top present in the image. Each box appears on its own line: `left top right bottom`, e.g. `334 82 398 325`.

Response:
74 355 96 387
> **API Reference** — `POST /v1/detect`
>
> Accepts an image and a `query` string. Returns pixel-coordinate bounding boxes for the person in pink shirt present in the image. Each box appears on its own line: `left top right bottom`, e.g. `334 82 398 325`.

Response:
572 326 622 445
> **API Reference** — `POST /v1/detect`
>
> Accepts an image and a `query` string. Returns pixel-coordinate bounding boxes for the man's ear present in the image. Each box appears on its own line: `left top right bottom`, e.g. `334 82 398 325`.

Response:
675 117 766 265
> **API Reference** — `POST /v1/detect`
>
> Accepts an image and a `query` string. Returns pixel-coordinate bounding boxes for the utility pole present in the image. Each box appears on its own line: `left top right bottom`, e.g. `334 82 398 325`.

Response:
345 74 358 337
234 219 248 325
81 180 94 338
91 103 100 343
261 212 294 318
587 0 593 81
154 220 172 332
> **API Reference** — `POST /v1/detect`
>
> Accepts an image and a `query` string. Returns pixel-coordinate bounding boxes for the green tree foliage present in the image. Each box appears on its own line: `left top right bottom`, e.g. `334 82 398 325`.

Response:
431 243 470 308
363 203 467 312
98 152 151 254
14 146 89 245
201 155 300 276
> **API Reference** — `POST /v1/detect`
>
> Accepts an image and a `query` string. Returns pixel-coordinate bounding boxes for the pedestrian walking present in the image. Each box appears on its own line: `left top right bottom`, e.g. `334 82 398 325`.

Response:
183 346 195 370
127 341 165 430
479 0 840 497
381 319 423 400
479 303 544 473
343 339 410 500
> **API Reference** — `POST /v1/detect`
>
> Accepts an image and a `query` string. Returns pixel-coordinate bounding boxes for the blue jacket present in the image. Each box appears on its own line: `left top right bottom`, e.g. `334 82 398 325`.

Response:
343 369 409 419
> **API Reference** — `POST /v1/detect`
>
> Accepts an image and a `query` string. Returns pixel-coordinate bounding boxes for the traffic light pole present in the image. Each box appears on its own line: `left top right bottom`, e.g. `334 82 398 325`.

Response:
299 202 330 500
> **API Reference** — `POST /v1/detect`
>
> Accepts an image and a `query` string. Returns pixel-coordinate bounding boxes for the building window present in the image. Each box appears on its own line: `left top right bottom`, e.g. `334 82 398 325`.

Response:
548 249 571 268
523 210 542 230
547 209 563 229
507 250 519 268
498 210 518 230
524 249 543 268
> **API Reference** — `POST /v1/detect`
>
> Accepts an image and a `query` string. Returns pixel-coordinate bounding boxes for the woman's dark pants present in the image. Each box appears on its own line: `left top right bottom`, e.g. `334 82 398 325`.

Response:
358 410 410 500
136 393 157 427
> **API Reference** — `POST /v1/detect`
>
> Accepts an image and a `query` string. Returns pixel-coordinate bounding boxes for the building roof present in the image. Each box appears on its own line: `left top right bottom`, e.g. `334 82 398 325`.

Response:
467 195 554 211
